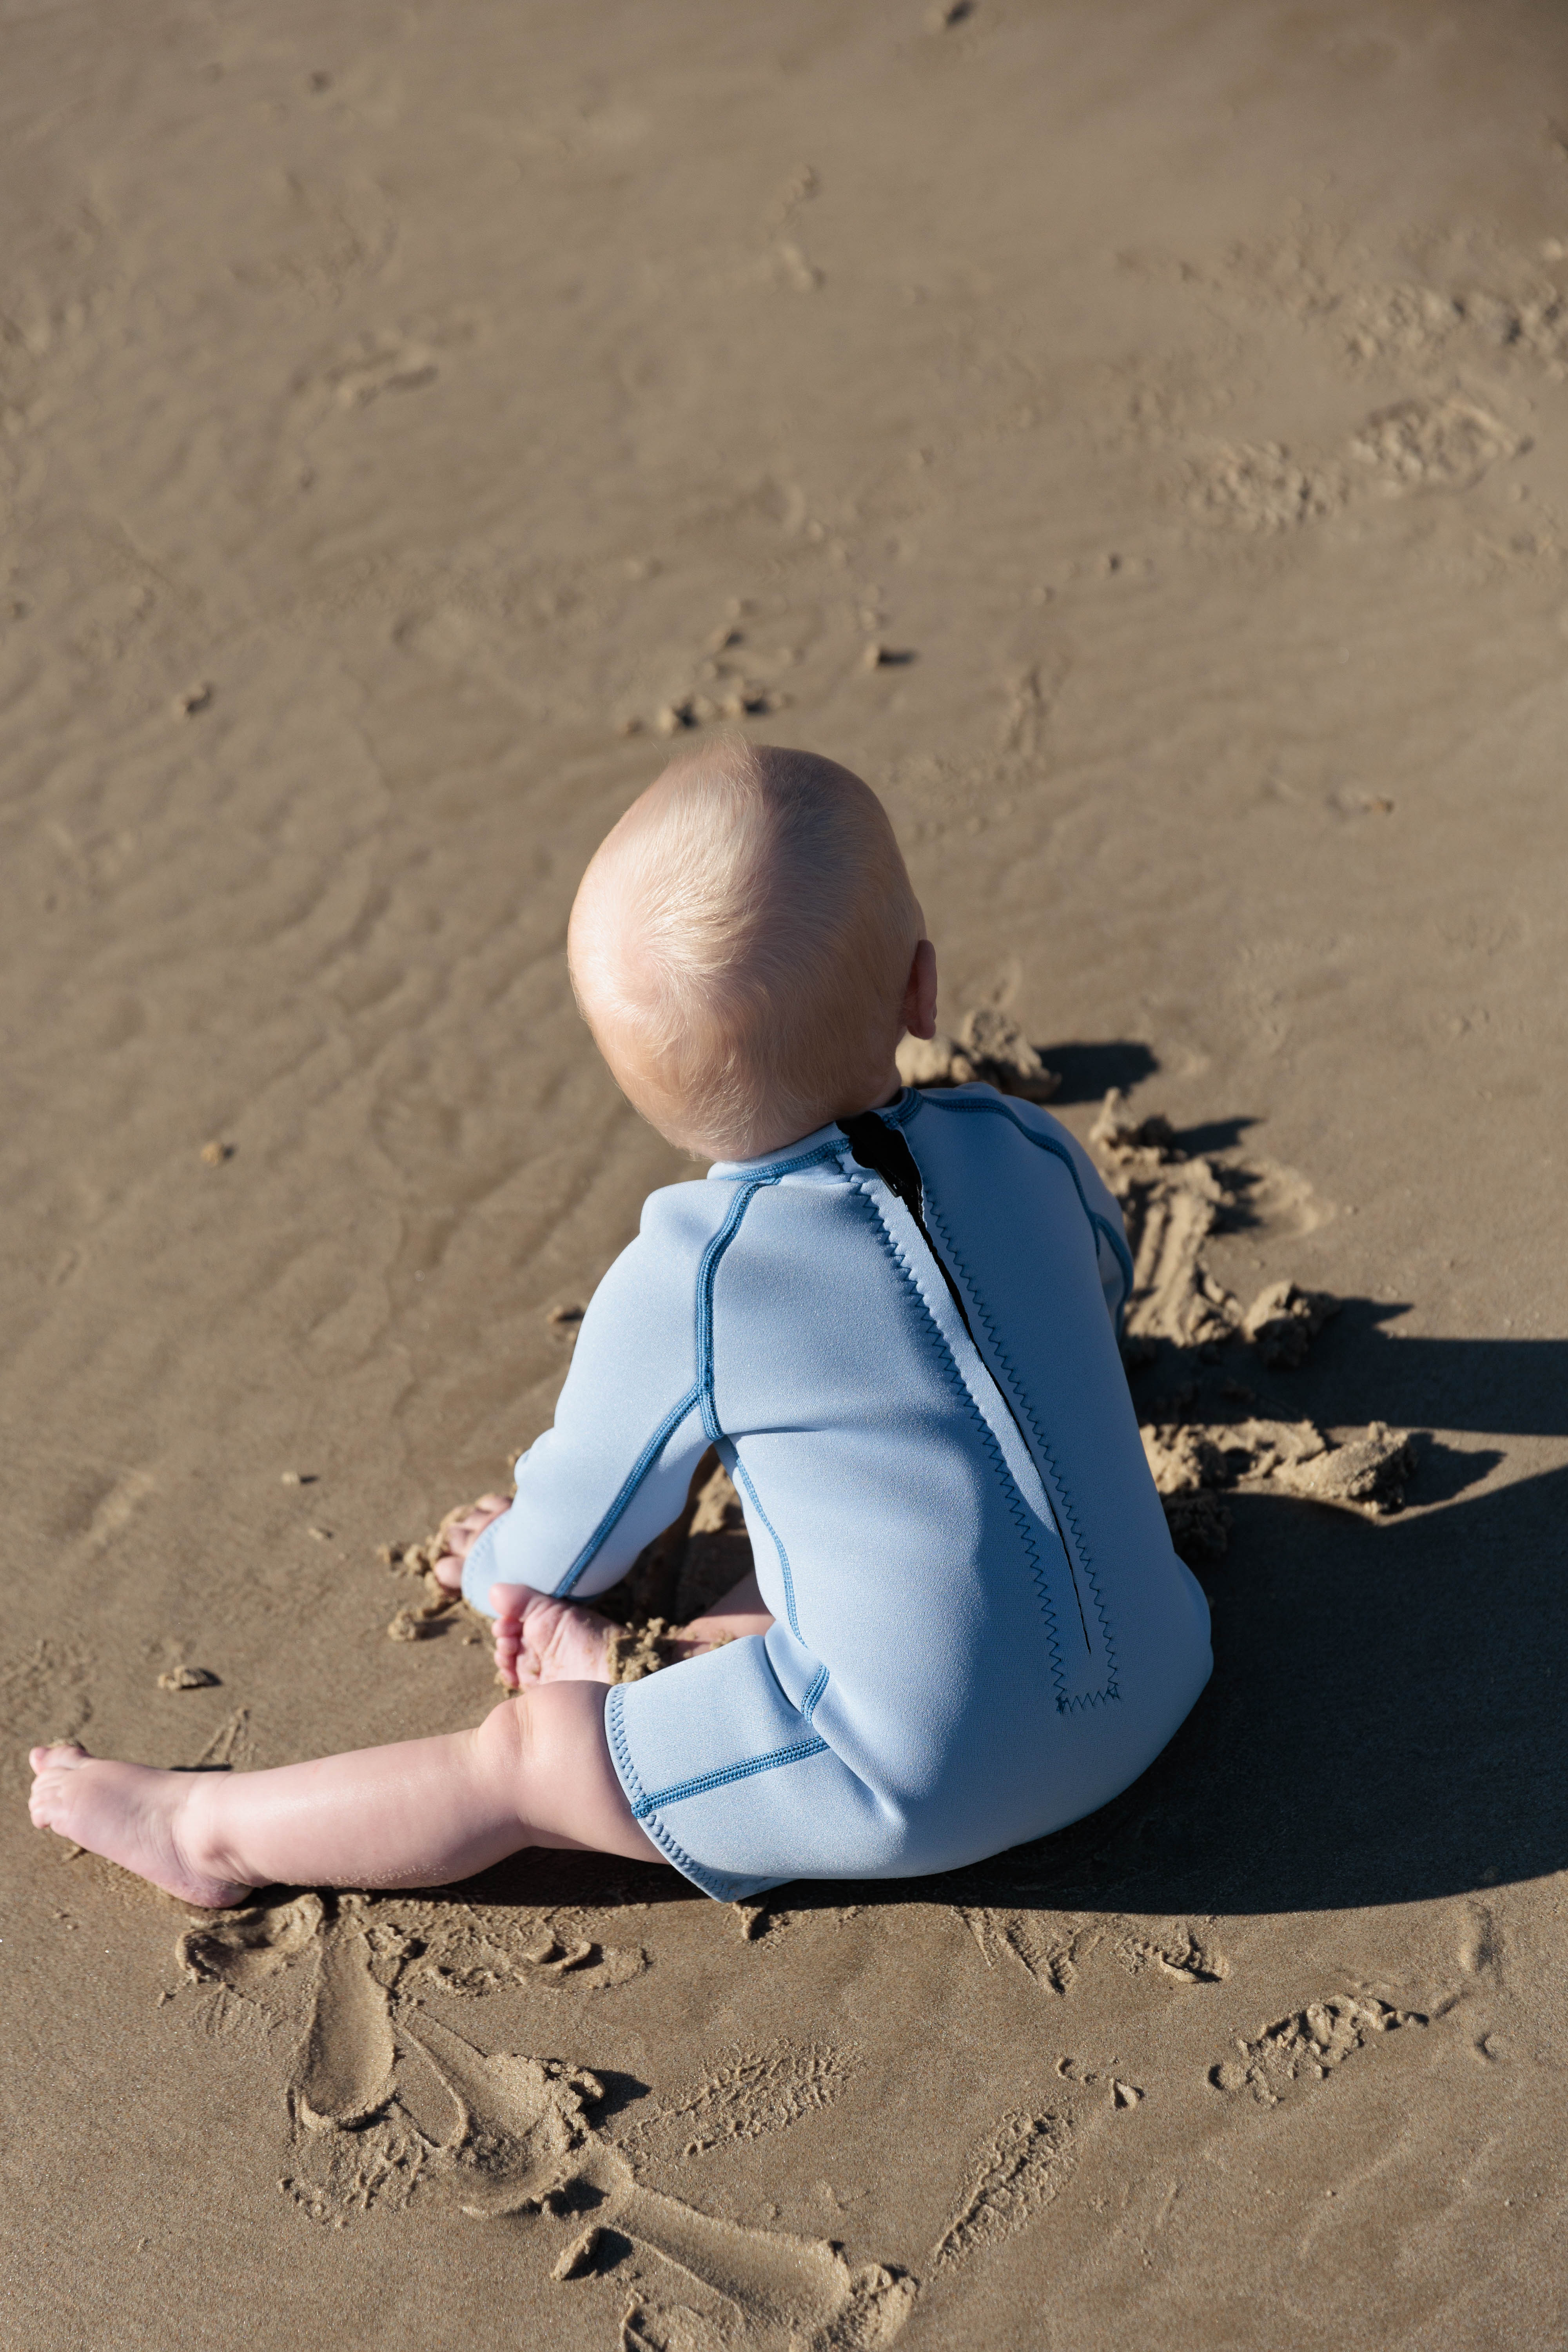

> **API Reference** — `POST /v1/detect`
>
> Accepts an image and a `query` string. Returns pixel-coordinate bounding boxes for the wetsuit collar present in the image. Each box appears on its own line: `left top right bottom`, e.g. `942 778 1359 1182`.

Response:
706 1089 917 1182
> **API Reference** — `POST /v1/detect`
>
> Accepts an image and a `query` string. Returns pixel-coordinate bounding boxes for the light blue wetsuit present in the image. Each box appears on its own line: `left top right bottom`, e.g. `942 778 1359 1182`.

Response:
463 1086 1212 1902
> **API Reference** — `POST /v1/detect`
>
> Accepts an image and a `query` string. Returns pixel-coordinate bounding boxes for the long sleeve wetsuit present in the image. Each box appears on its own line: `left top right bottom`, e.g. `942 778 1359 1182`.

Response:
463 1086 1212 1902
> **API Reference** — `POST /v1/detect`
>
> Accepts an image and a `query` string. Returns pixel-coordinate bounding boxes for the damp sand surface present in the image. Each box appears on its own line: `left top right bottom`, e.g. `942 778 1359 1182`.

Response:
4 4 1568 2347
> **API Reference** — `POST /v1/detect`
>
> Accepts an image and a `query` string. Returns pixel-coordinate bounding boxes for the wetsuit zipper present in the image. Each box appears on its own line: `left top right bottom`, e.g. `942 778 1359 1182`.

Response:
839 1111 977 1338
840 1110 1094 1656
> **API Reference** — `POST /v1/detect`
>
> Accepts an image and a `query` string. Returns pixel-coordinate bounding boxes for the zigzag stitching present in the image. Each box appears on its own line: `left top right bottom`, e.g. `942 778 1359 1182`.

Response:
606 1686 764 1900
920 1192 1120 1697
907 1090 1136 1311
849 1181 1074 1711
1059 1683 1122 1713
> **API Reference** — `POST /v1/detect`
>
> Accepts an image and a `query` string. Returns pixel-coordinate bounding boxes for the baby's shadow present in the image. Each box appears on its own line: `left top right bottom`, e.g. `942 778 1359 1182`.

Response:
956 1454 1568 1918
436 1845 697 1916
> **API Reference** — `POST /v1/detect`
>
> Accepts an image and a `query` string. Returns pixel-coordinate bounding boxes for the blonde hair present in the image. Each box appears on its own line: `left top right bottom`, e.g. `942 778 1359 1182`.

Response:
570 739 921 1157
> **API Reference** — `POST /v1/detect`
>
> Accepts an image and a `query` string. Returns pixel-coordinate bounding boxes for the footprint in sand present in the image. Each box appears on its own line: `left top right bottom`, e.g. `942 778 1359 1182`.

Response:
953 1904 1096 1996
1209 1994 1426 2108
171 1891 914 2343
955 1905 1229 1997
930 2109 1077 2274
624 2040 856 2162
1189 396 1521 532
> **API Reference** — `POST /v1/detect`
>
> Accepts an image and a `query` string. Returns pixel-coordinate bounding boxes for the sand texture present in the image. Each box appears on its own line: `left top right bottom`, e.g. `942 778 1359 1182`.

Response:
4 3 1568 2346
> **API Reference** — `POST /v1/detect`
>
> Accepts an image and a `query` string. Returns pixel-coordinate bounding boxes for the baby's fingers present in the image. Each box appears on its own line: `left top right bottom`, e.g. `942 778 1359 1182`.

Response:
434 1494 512 1559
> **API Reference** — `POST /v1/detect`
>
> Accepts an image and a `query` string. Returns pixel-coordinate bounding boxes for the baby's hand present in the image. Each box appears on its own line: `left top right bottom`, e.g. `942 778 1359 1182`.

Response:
431 1494 512 1593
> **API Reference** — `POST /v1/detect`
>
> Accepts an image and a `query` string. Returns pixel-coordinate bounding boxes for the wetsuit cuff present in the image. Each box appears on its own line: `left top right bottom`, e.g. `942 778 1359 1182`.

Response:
460 1517 505 1616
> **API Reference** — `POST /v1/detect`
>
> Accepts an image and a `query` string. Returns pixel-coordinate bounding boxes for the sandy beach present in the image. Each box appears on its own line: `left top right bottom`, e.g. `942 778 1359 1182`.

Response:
4 2 1567 2344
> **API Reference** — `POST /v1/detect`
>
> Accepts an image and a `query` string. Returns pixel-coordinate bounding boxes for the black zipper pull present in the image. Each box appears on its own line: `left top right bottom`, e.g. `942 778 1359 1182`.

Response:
840 1112 975 1338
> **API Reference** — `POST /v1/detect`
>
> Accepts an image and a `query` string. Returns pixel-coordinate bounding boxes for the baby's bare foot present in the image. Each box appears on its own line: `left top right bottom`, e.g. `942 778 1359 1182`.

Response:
501 1590 621 1686
28 1743 254 1909
495 1587 753 1688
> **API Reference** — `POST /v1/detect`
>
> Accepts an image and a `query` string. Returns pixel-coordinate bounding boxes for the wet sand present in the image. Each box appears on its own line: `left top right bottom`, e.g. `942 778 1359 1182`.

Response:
3 4 1566 2345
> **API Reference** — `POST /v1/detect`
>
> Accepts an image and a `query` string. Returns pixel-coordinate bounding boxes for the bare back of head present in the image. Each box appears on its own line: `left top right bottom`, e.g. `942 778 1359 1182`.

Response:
570 740 923 1158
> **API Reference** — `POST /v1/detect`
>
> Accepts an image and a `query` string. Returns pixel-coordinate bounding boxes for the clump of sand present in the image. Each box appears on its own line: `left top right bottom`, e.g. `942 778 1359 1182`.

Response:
1086 1082 1417 1562
895 1007 1060 1101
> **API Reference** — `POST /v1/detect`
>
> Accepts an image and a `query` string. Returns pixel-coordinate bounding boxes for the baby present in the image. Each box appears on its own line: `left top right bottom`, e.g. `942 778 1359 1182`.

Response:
29 742 1211 1908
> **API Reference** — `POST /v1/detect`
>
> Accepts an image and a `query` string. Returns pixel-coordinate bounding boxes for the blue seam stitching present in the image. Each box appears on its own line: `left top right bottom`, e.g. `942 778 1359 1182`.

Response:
553 1383 704 1599
606 1688 742 1897
850 1179 1119 1715
908 1091 1135 1311
800 1663 829 1725
920 1188 1119 1694
706 1140 843 1185
633 1733 829 1818
697 1172 814 1662
697 1183 764 1441
729 1455 801 1642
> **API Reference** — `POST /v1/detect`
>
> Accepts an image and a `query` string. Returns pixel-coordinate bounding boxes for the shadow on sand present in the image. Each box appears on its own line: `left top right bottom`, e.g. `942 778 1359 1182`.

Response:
1034 1039 1159 1104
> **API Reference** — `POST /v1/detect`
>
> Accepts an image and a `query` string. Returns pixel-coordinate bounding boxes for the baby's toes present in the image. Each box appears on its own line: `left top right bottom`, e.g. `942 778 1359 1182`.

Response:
525 1597 615 1684
29 1742 88 1774
29 1770 73 1828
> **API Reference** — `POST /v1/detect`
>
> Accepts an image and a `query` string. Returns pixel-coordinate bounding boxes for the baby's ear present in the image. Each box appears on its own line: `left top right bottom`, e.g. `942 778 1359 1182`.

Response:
901 938 939 1041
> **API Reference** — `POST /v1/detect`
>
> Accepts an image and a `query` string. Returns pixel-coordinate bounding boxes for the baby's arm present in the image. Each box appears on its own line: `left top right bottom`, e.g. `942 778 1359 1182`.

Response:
439 1191 780 1684
999 1097 1134 1328
457 1192 731 1619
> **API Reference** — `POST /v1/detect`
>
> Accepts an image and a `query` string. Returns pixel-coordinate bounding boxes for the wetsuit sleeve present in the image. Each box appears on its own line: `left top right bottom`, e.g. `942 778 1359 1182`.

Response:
460 1190 716 1614
1000 1099 1134 1328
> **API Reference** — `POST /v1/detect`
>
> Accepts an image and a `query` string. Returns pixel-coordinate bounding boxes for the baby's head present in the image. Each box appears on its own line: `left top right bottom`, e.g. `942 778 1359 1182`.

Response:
569 740 936 1160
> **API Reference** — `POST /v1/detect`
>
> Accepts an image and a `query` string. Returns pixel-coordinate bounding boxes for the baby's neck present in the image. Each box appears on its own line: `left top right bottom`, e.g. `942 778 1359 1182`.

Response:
712 1071 905 1165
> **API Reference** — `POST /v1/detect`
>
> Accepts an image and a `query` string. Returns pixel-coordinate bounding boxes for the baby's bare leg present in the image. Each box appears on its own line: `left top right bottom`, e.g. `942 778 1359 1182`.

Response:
29 1682 662 1909
680 1566 773 1646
